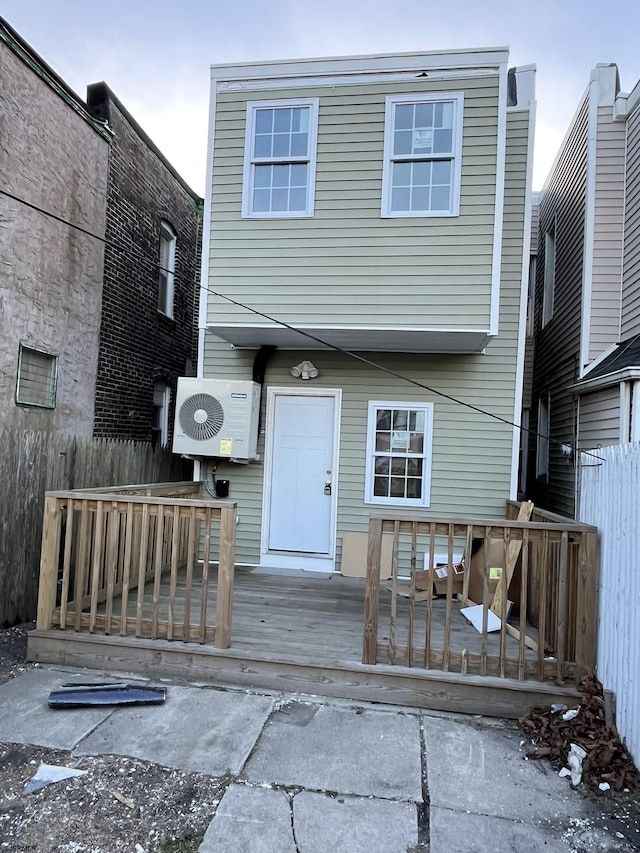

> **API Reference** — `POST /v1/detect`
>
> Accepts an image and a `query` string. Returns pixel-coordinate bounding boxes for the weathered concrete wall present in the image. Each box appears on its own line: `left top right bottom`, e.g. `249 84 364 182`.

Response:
0 41 109 436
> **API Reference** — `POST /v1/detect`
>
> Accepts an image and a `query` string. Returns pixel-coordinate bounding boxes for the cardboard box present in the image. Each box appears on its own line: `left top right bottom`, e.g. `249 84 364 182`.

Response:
432 563 465 596
340 532 393 579
467 538 521 607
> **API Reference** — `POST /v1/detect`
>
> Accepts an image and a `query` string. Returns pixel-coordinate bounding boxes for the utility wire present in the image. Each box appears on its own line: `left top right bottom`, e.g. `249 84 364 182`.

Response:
1 187 605 461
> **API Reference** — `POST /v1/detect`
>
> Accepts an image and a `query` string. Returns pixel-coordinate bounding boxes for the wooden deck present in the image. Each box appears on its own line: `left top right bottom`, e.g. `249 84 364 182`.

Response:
28 567 580 718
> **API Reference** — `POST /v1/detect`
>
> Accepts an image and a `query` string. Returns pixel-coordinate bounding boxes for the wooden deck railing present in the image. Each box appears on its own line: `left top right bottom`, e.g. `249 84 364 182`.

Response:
35 482 237 648
363 505 597 685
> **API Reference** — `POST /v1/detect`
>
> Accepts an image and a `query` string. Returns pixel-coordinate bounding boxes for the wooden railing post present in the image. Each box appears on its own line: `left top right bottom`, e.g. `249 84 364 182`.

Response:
215 505 237 649
363 516 382 665
36 496 62 630
575 530 598 680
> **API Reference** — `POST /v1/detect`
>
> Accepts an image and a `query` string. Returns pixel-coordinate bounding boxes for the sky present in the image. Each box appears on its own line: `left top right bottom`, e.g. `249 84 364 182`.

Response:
2 0 639 195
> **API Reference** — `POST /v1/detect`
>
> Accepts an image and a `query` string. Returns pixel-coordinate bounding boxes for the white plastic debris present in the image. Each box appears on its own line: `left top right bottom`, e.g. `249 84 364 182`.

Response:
562 708 580 721
24 763 87 794
561 743 587 786
599 782 611 791
551 703 568 714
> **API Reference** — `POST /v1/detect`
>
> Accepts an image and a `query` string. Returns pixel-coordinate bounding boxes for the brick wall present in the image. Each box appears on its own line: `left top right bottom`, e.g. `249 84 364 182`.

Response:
92 90 203 443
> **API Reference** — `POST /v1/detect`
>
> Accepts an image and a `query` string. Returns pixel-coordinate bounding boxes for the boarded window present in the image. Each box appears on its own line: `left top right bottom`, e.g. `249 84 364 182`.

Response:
16 346 57 408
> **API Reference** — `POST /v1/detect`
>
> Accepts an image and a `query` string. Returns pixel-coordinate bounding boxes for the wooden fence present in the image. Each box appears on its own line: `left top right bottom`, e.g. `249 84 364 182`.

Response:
363 506 597 685
36 484 237 649
0 429 191 626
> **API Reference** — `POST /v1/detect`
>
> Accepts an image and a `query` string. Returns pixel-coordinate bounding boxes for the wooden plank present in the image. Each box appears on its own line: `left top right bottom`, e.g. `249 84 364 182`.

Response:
74 500 90 631
443 523 454 672
182 506 197 642
36 496 62 631
424 522 436 669
362 516 382 665
215 506 237 649
135 503 150 637
407 523 417 667
88 502 105 633
518 529 529 680
200 508 213 644
575 531 598 680
490 500 534 616
103 504 120 635
119 504 134 636
537 530 550 681
167 504 181 641
58 498 75 631
151 504 165 639
388 521 400 665
556 530 569 684
27 629 583 720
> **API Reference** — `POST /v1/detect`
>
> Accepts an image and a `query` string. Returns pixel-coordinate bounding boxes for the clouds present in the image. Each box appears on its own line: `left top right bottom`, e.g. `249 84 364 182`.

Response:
3 0 639 193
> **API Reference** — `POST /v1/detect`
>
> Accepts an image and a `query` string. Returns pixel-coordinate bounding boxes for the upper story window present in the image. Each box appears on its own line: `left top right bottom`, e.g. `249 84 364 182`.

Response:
158 221 176 318
381 93 464 218
365 401 434 507
242 98 319 218
542 222 556 327
16 345 57 409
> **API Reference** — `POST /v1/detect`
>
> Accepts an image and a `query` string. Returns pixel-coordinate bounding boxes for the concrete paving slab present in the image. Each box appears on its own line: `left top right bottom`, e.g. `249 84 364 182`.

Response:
423 715 584 822
76 685 274 775
293 790 418 853
244 700 422 801
199 784 296 853
0 669 114 749
430 807 571 853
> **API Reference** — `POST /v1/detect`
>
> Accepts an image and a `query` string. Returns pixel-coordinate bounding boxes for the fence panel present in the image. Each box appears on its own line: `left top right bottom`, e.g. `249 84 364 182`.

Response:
0 429 190 625
579 442 640 764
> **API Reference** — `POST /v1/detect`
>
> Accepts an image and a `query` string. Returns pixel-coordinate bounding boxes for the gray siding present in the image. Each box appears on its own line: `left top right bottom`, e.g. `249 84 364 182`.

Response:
578 387 620 448
528 96 589 517
209 75 500 332
202 108 531 566
589 105 625 361
622 107 640 339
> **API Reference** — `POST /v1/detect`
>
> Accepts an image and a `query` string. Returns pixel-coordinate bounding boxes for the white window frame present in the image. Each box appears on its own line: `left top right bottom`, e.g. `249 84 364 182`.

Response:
542 222 556 327
16 344 57 409
242 97 319 219
158 221 176 318
152 382 170 446
536 395 550 479
381 92 464 218
365 401 434 507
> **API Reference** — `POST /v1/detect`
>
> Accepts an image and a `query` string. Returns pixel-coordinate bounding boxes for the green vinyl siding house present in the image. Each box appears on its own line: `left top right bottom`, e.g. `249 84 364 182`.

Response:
196 47 536 572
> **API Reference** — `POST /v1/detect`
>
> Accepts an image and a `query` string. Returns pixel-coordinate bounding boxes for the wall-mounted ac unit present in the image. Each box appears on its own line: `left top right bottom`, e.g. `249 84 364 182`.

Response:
173 378 260 460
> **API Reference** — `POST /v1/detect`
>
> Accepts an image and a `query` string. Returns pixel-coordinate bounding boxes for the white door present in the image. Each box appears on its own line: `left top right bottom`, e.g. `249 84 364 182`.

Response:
266 392 338 562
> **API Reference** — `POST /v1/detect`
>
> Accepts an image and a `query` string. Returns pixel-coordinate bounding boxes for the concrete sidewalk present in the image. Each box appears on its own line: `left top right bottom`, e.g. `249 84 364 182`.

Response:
0 666 635 852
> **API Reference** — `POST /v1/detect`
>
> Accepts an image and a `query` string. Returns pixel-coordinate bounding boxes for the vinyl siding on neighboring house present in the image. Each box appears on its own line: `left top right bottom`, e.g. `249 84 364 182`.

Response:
588 105 626 361
202 107 530 566
208 75 500 332
529 95 589 517
578 386 621 448
622 106 640 339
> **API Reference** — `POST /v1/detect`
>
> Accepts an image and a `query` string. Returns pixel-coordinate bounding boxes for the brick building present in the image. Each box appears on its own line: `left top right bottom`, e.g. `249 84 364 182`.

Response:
87 82 203 445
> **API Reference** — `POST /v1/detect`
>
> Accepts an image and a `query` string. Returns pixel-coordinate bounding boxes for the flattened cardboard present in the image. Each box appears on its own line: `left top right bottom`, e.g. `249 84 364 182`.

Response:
340 532 393 579
468 539 521 606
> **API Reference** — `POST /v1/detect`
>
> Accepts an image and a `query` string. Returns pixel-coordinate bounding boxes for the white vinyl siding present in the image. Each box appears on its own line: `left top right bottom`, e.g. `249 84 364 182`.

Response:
209 76 500 332
381 93 463 217
578 386 620 449
588 105 626 361
622 107 640 340
364 401 433 506
242 98 319 218
16 345 57 408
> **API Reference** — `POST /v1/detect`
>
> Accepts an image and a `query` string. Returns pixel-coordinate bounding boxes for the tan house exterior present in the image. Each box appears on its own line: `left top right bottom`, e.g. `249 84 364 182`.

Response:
528 65 640 517
198 48 536 572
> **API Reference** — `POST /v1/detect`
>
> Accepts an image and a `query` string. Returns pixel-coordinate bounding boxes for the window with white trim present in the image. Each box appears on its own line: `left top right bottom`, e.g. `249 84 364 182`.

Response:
158 221 176 318
16 345 57 409
365 402 434 506
152 382 170 447
242 98 319 218
536 395 549 478
542 222 555 327
381 93 463 218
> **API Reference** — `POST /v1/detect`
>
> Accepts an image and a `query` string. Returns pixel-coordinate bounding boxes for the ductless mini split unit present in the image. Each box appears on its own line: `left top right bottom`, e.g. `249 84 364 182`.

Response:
172 378 260 460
